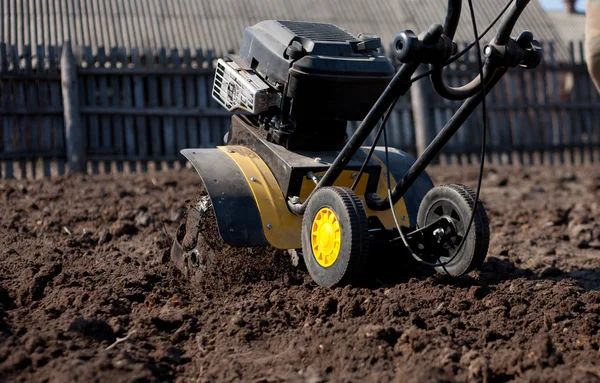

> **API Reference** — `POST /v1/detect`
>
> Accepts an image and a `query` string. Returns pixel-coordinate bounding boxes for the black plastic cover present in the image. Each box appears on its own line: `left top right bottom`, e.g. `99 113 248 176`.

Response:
238 20 395 121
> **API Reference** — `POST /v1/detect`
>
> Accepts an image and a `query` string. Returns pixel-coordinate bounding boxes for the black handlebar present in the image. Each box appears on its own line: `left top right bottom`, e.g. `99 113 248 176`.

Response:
287 0 539 216
442 0 462 39
430 0 532 101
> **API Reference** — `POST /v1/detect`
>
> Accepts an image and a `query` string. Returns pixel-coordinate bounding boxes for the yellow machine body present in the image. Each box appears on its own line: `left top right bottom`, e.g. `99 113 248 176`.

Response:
181 144 431 251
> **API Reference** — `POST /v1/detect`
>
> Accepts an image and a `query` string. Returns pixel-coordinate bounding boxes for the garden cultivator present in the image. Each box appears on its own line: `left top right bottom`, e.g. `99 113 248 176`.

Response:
171 0 542 287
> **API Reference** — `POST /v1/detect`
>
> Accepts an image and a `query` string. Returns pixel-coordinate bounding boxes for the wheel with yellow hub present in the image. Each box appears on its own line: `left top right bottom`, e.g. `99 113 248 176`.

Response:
301 187 370 287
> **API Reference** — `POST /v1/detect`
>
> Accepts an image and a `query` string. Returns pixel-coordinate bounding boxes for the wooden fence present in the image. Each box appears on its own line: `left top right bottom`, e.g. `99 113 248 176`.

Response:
0 40 599 179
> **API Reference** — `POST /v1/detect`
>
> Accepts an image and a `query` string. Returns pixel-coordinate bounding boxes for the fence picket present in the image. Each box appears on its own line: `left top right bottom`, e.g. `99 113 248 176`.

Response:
183 49 198 150
24 45 37 178
120 48 137 173
146 48 162 171
48 45 65 176
110 47 124 172
578 40 594 164
160 48 175 168
131 48 148 172
82 46 100 174
97 47 112 174
171 49 187 167
37 45 52 177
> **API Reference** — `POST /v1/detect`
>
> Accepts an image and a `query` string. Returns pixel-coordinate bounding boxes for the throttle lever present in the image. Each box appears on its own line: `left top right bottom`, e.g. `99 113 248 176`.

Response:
483 31 543 70
519 39 543 69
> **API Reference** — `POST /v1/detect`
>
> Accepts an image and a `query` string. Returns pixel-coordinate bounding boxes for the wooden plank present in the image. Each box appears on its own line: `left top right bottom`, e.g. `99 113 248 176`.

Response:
183 49 199 149
578 41 595 164
77 67 215 75
171 49 188 167
77 106 231 117
537 52 555 166
505 73 524 165
0 46 7 184
132 48 148 172
160 48 175 168
120 48 137 173
62 42 85 174
528 70 545 164
37 45 52 177
96 47 112 174
26 45 38 178
146 48 162 171
517 67 534 165
48 45 65 175
497 76 512 165
12 44 28 178
568 42 579 165
2 117 12 178
110 47 124 173
0 43 8 72
549 43 566 164
411 64 436 157
81 46 98 173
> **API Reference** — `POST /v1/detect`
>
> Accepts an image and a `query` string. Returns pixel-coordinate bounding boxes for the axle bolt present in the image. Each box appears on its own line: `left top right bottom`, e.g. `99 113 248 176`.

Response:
266 224 273 230
433 228 445 240
250 177 257 182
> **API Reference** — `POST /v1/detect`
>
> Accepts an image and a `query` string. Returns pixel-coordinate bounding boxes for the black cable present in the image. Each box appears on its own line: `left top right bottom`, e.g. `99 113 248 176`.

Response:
351 95 400 191
439 0 487 266
384 0 489 269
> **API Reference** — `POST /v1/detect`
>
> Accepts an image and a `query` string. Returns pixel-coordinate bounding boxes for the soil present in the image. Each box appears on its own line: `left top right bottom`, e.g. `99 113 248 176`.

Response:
1 163 600 383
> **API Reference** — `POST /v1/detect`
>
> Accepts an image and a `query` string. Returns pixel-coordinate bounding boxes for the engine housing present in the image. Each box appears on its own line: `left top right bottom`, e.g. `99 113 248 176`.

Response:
212 20 395 151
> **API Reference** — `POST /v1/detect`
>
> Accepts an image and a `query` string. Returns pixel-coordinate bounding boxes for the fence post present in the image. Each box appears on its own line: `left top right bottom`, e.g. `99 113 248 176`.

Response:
61 41 86 173
410 64 437 160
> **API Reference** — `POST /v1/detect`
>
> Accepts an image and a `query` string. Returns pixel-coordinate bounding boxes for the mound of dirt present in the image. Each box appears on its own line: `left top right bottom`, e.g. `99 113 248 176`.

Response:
0 164 599 382
173 193 302 297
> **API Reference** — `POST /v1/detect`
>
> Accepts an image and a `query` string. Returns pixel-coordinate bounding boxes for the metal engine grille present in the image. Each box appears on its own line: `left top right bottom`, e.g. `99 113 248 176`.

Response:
212 59 279 114
278 21 358 42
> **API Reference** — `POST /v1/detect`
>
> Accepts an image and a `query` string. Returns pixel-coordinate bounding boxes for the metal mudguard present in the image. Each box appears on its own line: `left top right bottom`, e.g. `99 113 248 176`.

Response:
180 148 269 247
368 147 435 226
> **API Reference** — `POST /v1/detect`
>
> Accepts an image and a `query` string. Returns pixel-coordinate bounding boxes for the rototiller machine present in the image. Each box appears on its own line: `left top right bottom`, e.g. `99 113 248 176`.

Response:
171 0 542 287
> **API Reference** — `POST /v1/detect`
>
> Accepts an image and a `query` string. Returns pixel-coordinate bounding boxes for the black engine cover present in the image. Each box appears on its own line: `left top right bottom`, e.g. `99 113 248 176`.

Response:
238 20 395 122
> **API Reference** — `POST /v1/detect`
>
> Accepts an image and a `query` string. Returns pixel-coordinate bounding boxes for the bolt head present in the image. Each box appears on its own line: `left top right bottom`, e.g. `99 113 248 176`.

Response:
266 224 273 229
250 177 257 182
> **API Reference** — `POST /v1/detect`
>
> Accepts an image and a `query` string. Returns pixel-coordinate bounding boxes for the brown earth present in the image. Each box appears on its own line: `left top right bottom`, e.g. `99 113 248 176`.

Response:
1 162 600 383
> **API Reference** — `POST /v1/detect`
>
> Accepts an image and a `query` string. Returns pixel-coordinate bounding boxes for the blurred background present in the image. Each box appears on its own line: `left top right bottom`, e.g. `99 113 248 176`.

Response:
0 0 597 179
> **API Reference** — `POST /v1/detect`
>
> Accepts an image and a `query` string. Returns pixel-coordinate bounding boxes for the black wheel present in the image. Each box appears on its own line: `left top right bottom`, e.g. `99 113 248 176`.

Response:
301 187 370 287
416 184 490 277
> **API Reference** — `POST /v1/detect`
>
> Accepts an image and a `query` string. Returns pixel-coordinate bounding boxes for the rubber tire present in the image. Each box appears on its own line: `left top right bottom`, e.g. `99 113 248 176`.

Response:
301 187 370 287
416 183 490 277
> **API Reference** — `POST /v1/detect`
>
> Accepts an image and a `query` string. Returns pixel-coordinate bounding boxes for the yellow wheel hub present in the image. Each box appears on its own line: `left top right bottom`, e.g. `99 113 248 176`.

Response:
311 208 341 267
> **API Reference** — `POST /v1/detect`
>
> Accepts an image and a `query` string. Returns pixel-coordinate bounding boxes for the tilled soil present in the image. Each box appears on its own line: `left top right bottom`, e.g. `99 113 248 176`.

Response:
1 163 600 383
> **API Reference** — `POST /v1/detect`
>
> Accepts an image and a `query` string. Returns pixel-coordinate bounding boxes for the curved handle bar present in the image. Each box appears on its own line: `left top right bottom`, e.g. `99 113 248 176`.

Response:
431 0 530 101
442 0 462 40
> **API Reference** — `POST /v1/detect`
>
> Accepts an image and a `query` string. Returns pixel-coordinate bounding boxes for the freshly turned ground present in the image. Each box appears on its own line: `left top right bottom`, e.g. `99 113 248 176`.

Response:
0 164 599 382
